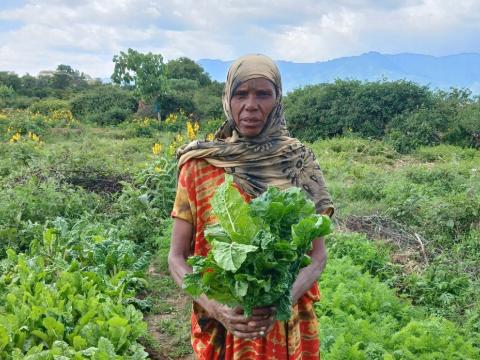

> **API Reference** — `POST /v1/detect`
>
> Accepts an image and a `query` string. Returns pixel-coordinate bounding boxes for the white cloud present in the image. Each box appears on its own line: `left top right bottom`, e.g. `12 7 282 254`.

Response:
0 0 479 77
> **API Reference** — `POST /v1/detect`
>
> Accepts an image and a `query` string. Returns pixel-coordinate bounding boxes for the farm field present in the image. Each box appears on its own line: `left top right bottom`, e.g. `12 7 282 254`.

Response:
0 108 479 359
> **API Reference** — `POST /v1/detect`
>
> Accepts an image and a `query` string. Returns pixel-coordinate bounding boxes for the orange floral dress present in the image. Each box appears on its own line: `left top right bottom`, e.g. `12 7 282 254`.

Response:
172 158 322 360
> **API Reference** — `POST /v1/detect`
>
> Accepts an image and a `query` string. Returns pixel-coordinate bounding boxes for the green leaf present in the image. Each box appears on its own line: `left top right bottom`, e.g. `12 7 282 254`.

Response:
32 329 49 343
211 240 257 272
183 272 203 297
43 316 65 340
252 230 275 250
204 224 230 243
73 335 88 351
0 325 9 351
234 280 248 298
107 316 128 328
210 174 259 244
95 337 116 359
275 291 293 321
6 248 17 262
292 214 331 251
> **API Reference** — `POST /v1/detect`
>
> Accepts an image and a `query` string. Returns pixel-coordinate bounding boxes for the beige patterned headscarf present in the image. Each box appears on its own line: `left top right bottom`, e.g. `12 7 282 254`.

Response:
177 54 334 215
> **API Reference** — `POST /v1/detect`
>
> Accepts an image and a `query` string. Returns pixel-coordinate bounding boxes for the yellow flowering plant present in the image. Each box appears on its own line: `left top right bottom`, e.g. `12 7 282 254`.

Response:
7 131 42 144
9 132 21 143
121 116 161 138
47 109 77 126
168 133 185 157
186 121 200 141
152 143 163 155
0 109 73 142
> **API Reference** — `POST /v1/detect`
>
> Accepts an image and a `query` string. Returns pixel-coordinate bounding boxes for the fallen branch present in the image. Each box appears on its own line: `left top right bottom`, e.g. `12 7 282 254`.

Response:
414 233 429 265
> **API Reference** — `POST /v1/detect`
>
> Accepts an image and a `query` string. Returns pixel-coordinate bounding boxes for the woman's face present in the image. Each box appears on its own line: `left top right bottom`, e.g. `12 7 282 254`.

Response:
230 78 277 138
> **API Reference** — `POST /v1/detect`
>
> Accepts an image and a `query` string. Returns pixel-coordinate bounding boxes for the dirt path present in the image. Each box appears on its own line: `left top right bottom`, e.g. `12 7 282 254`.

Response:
142 262 194 359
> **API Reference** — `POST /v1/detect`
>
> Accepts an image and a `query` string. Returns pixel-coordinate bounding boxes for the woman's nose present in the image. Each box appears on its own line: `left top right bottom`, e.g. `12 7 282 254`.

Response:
245 94 257 110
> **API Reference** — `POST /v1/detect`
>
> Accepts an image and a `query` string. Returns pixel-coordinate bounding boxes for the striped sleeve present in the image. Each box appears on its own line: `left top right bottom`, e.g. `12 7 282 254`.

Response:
171 162 194 224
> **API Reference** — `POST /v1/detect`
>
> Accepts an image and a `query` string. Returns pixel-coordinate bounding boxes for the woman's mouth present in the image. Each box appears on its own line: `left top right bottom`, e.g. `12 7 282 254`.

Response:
241 117 262 125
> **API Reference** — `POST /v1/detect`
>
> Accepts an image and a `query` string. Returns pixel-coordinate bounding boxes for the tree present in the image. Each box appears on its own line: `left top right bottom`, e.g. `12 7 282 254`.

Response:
167 57 211 86
52 64 88 91
111 48 168 120
0 71 21 91
0 84 15 99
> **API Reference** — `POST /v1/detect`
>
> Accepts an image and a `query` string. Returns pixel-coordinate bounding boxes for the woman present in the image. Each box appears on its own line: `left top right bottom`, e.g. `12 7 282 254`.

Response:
168 54 334 359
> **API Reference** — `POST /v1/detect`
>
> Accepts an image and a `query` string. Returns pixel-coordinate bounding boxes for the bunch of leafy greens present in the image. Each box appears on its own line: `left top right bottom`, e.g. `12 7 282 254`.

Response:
183 175 331 321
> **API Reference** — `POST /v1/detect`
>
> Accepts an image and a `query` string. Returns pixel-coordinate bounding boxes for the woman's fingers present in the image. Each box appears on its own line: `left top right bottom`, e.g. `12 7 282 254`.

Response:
251 306 275 316
247 317 274 329
219 305 277 339
233 306 244 314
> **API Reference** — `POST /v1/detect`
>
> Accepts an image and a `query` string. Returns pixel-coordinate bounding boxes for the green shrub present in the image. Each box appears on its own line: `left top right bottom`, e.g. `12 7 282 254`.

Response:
382 164 480 244
160 90 196 118
448 101 480 148
402 257 473 318
0 109 75 141
0 177 103 255
28 98 70 115
386 108 450 153
70 85 137 123
120 116 161 138
85 107 131 126
193 81 224 120
200 117 224 136
326 232 396 282
0 94 36 109
108 153 176 249
285 80 431 142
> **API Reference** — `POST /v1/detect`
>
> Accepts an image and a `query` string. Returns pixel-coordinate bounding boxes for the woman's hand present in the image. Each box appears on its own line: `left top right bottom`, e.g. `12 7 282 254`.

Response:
209 302 276 339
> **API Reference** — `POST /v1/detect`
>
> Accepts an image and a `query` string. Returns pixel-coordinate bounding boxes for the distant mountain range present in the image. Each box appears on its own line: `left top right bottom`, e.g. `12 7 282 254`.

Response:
198 52 480 94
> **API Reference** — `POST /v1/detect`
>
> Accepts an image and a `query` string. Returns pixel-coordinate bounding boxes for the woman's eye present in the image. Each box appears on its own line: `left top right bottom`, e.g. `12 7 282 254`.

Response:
257 91 272 98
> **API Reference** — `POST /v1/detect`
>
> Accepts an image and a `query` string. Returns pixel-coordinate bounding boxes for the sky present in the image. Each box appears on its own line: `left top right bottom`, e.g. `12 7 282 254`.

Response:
0 0 479 78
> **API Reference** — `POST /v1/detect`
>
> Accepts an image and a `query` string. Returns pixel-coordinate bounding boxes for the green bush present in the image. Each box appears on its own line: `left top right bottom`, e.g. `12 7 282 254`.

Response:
326 232 396 282
284 80 431 142
0 94 37 109
0 177 103 255
448 100 480 148
401 257 475 321
193 81 224 120
386 108 450 153
120 117 161 138
85 107 131 126
28 98 70 115
70 85 137 123
200 117 224 135
0 110 51 140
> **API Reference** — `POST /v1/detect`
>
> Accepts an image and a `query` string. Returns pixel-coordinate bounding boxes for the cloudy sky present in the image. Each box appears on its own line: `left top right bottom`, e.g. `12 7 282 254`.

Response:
1 0 479 78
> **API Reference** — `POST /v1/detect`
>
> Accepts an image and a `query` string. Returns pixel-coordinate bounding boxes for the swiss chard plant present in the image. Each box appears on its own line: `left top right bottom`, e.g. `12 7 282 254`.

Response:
183 175 332 321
